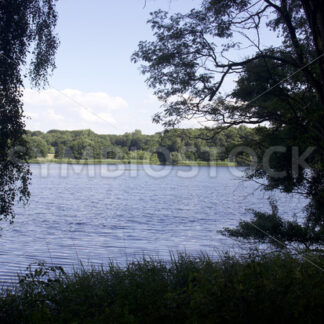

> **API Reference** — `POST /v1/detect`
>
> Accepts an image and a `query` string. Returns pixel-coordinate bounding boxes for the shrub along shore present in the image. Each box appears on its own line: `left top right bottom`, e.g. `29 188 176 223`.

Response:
0 252 323 323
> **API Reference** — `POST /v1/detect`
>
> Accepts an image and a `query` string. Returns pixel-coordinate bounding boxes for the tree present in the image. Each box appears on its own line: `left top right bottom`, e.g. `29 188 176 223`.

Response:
132 0 324 248
129 130 145 151
221 198 323 250
0 0 59 223
170 151 182 165
54 144 64 159
25 136 48 159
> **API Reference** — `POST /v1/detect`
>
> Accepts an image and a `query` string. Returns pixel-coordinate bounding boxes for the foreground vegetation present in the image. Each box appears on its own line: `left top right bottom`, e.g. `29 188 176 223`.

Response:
1 252 323 323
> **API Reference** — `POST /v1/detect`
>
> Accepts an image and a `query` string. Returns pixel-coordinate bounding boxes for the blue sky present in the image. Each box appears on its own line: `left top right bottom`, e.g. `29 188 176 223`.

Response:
24 0 204 134
23 0 280 135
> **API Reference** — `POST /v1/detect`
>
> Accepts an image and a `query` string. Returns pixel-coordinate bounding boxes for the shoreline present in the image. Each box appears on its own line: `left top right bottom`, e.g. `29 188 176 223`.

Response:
29 158 237 167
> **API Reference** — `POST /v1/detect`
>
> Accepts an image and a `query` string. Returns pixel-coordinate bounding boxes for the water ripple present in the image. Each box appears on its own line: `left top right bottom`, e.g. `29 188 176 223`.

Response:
0 164 306 284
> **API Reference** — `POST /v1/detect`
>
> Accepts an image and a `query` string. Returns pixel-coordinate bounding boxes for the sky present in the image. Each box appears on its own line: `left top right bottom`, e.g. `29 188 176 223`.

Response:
23 0 204 135
23 0 280 135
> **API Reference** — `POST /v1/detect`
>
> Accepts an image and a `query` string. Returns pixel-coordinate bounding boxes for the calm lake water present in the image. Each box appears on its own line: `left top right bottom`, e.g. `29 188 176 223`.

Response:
0 164 306 283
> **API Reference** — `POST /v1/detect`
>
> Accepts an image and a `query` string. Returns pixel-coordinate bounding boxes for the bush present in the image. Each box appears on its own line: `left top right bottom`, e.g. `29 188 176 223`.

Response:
0 253 324 323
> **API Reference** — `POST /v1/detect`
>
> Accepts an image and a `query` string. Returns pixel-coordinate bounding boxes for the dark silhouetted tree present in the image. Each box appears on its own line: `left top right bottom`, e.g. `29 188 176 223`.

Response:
0 0 59 223
132 0 324 248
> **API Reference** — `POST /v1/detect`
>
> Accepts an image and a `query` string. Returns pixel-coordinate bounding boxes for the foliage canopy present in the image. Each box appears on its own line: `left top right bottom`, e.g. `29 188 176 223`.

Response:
25 127 255 164
132 0 324 248
0 0 59 222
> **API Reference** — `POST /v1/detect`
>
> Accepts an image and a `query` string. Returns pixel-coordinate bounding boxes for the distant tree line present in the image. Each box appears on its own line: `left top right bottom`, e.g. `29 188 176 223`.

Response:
24 126 257 165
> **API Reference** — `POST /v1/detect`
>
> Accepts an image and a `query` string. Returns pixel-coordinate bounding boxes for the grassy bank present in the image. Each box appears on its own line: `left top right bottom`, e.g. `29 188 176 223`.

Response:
29 158 236 166
1 252 323 323
29 158 154 165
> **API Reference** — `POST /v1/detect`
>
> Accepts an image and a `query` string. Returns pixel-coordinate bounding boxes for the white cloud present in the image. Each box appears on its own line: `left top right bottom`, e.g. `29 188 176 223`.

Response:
48 109 64 121
23 88 208 135
23 88 128 133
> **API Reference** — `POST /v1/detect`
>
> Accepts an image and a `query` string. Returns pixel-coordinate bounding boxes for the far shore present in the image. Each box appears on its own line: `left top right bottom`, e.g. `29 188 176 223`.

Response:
29 158 237 167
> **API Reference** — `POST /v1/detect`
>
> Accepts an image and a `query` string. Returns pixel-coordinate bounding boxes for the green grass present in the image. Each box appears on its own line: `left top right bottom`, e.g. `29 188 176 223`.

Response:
177 160 236 166
29 158 154 165
1 252 323 323
29 158 236 166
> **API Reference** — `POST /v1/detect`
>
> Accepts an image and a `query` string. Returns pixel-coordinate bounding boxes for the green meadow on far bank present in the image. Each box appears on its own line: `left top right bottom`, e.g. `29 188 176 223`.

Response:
29 157 237 167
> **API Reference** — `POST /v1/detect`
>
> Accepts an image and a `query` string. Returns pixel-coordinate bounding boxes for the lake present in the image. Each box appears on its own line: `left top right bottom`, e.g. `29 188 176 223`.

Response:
0 163 307 283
